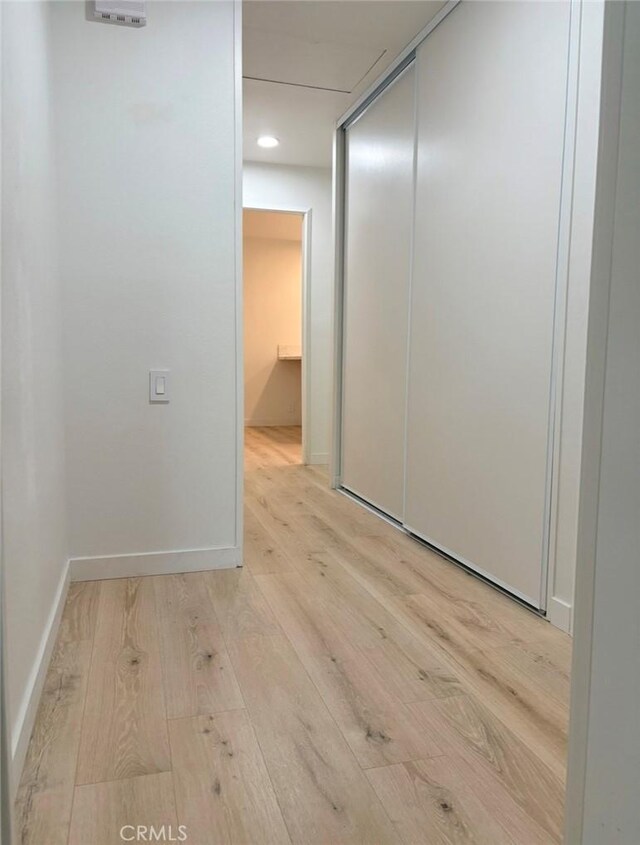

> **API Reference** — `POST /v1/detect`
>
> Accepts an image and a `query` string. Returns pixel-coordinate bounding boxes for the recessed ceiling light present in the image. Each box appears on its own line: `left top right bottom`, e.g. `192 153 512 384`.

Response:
257 135 279 149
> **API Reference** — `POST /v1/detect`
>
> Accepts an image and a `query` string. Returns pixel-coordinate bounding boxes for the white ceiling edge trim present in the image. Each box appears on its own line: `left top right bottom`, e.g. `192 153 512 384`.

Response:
336 0 460 128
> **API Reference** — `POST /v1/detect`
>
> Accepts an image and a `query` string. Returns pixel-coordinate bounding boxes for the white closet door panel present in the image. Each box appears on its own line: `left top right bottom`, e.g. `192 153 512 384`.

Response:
342 66 415 520
405 2 571 605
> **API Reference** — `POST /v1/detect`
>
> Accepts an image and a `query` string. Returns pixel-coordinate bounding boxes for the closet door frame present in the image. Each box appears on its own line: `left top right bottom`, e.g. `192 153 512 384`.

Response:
332 0 591 623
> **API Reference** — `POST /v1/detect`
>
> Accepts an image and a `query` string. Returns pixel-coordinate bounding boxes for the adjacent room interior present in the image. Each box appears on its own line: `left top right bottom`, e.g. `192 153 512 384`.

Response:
243 208 304 468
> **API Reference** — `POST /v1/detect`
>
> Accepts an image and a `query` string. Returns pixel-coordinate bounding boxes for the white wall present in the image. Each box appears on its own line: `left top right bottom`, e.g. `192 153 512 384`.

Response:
566 2 640 841
49 1 242 575
243 163 332 464
244 231 302 427
1 0 69 791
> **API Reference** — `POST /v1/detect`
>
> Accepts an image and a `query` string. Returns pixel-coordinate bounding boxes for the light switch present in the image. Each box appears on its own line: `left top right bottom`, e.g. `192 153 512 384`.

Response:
149 369 170 403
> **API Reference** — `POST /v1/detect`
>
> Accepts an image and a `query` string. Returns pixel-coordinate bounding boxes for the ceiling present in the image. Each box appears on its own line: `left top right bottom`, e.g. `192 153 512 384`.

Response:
243 0 446 168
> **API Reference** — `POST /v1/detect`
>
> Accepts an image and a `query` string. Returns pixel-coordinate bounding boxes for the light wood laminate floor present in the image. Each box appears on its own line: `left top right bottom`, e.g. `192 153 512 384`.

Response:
16 425 571 844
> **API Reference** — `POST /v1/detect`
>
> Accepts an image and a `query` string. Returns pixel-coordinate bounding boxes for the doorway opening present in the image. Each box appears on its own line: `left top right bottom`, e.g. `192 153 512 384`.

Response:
243 207 308 469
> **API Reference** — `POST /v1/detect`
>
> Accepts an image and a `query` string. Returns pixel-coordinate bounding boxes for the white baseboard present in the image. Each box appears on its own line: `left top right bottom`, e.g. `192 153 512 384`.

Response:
309 452 329 465
69 545 242 582
10 559 71 801
245 419 302 427
547 595 573 634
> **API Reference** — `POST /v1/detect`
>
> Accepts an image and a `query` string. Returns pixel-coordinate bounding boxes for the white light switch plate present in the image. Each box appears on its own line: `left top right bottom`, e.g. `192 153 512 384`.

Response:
149 369 170 403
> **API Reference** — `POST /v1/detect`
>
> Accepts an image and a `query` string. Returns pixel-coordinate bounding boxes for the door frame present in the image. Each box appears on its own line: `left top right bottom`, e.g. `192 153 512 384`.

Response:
242 204 312 465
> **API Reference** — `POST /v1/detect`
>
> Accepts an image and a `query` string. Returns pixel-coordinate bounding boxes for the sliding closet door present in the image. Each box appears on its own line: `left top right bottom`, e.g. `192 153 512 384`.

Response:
405 2 570 606
341 65 415 520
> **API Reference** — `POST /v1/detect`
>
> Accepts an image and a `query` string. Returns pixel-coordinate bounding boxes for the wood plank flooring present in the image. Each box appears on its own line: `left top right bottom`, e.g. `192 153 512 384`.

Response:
15 425 572 844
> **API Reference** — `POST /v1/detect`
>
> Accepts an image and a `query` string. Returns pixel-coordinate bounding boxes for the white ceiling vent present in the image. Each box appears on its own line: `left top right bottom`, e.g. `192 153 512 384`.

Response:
94 1 146 27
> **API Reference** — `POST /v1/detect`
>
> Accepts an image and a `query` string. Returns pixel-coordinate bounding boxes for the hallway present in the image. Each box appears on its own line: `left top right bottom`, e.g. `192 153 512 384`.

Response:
16 427 571 844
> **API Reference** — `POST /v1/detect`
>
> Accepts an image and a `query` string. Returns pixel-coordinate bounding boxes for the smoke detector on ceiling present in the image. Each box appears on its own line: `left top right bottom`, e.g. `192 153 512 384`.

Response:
93 1 146 27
